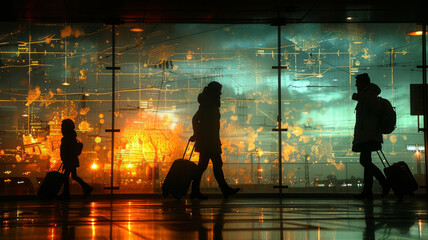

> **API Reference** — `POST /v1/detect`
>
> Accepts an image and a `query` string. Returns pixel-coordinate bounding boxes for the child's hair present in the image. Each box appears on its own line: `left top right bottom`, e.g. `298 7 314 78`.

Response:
61 119 75 130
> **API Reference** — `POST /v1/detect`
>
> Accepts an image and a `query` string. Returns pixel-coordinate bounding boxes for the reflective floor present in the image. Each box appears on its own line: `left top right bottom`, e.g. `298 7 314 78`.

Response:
1 196 427 240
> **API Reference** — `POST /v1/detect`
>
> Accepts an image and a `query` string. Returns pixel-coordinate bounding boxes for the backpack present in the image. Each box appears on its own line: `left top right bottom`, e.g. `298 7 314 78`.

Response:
377 97 396 134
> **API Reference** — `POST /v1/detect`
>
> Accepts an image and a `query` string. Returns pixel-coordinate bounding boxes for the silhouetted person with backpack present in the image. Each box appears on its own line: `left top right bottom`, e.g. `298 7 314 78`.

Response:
352 73 390 200
58 119 93 200
190 81 240 200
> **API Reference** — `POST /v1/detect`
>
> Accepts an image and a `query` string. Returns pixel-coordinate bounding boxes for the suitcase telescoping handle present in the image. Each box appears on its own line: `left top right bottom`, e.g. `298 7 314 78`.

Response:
182 139 195 161
58 163 63 172
376 150 391 168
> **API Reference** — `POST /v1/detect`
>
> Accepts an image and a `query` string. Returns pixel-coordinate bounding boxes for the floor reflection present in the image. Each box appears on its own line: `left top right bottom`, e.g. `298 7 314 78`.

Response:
0 197 426 240
161 199 208 239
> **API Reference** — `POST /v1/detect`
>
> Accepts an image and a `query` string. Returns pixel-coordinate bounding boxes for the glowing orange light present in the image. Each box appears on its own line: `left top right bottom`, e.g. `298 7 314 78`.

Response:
80 107 90 115
99 114 104 119
257 168 263 173
407 31 428 36
94 136 102 144
415 151 422 158
130 28 144 32
26 86 41 106
257 147 264 157
91 163 98 170
79 120 91 133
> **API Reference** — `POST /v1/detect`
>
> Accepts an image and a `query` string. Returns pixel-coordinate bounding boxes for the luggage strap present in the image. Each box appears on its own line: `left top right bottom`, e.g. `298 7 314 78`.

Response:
376 150 391 168
182 139 195 161
58 163 64 172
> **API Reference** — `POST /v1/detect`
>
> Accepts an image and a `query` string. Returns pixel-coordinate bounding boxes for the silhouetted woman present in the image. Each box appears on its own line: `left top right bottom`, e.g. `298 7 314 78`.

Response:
352 73 390 200
58 119 93 200
190 81 240 199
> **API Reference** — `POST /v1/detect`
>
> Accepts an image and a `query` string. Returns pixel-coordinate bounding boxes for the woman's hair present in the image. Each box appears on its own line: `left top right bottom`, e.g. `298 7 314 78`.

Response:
355 73 370 85
198 81 222 107
207 81 222 94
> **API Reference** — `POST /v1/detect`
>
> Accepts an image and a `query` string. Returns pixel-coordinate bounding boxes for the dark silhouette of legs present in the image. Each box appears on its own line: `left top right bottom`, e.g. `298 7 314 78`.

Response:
60 168 93 200
70 169 93 196
191 152 211 199
210 153 229 190
190 152 210 199
191 152 239 199
61 168 72 200
355 150 389 199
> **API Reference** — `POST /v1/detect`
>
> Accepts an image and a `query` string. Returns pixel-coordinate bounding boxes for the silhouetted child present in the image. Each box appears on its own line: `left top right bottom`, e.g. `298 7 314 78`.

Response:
58 119 93 200
352 73 390 200
190 81 240 199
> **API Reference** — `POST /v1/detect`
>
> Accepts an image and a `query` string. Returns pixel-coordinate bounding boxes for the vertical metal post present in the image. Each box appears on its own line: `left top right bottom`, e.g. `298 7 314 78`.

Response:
390 48 396 153
272 19 288 193
422 23 428 191
277 24 283 194
28 27 31 134
251 153 254 183
304 154 309 187
110 25 116 195
278 22 284 235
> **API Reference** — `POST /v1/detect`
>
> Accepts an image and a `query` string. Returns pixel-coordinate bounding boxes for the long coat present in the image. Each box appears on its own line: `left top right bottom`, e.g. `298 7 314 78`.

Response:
60 130 83 169
192 92 222 154
352 83 383 152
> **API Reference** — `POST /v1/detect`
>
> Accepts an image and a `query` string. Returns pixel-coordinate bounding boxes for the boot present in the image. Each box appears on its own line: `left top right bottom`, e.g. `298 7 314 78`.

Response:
222 187 240 199
83 185 93 197
354 190 373 200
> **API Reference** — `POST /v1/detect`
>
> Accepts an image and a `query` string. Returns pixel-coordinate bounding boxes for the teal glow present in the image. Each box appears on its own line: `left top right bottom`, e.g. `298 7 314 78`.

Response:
0 22 424 194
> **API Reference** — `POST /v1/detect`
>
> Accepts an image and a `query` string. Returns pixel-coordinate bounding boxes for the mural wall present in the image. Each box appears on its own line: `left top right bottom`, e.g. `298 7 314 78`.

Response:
0 23 425 194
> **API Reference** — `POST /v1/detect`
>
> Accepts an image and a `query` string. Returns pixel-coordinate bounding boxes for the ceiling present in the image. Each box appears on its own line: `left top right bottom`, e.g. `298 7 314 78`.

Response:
1 0 427 24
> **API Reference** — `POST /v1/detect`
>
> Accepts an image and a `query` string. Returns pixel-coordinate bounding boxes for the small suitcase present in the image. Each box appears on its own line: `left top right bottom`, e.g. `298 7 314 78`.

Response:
162 140 197 199
37 164 65 199
376 151 418 199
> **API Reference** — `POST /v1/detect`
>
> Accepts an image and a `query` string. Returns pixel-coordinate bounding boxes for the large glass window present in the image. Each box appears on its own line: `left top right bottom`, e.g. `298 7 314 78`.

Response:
0 23 424 195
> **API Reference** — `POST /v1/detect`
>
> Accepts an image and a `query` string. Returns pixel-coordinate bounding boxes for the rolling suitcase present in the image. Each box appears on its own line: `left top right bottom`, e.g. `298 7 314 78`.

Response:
376 150 418 199
37 164 65 199
162 140 197 199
